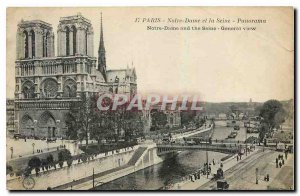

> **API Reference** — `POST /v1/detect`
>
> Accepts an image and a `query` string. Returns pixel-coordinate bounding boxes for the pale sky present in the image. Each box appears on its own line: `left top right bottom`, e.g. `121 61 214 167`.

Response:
6 7 294 102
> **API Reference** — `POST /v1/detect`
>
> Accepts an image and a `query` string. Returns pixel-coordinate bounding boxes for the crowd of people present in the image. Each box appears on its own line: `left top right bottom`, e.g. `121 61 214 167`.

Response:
163 159 223 190
275 153 288 168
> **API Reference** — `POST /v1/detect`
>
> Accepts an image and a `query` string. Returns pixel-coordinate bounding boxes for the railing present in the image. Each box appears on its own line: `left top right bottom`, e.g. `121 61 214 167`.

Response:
157 144 241 154
15 99 81 110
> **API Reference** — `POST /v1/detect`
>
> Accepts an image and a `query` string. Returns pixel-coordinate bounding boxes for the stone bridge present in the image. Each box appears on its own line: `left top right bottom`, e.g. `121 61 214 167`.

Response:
157 143 244 155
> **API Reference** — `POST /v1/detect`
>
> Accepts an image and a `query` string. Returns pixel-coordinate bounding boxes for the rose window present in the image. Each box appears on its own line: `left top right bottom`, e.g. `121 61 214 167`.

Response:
43 79 58 98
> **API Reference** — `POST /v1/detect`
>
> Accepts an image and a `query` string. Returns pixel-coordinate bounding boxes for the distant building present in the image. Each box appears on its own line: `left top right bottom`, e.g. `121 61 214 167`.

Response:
147 103 181 131
6 99 15 135
218 113 227 119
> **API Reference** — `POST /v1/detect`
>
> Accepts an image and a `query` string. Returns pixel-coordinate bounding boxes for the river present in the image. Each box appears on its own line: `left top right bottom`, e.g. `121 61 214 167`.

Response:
95 150 226 190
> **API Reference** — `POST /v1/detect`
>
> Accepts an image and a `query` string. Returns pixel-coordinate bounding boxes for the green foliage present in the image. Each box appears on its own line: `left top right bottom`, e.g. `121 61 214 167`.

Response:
151 110 168 130
58 150 72 162
66 92 145 145
6 165 13 175
258 99 287 141
28 157 41 174
180 110 197 126
260 100 286 129
58 150 72 168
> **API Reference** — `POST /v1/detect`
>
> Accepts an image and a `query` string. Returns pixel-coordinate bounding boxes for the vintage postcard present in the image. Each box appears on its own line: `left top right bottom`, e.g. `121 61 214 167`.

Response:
6 7 294 191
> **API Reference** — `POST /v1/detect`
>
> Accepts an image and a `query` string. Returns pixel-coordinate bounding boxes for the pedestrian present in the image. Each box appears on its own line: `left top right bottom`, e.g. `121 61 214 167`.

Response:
282 159 285 165
237 156 239 161
285 151 288 159
279 161 282 168
213 159 215 165
276 158 278 168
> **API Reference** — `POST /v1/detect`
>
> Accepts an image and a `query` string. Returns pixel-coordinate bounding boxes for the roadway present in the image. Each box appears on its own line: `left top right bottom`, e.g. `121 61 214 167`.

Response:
197 149 294 190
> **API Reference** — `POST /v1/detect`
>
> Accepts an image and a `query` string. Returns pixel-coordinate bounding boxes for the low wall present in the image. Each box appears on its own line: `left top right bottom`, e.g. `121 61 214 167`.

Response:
7 146 138 190
65 143 165 190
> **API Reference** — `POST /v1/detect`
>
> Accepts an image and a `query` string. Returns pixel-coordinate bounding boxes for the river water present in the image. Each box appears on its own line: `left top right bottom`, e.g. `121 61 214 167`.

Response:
95 150 226 190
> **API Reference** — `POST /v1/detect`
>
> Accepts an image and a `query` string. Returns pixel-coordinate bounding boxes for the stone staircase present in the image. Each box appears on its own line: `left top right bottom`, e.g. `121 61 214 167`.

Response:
127 147 147 166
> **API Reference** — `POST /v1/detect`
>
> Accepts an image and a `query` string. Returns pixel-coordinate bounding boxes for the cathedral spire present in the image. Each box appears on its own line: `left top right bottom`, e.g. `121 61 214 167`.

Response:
98 12 107 81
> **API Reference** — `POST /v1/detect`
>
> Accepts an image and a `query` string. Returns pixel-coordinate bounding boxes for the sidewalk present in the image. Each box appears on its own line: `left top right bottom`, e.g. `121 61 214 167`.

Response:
168 148 259 190
228 151 294 190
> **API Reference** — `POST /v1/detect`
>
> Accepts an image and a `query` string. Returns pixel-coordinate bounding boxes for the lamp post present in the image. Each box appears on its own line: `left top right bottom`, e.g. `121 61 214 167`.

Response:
206 138 209 179
32 143 35 154
10 147 13 159
92 168 104 190
255 168 259 184
246 121 249 156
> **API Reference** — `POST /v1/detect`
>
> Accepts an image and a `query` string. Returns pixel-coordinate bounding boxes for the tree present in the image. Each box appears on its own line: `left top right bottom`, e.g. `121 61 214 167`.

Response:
258 100 286 141
89 109 114 146
180 110 197 126
113 102 143 142
65 114 77 140
28 157 41 175
151 110 168 130
66 93 99 149
58 150 72 168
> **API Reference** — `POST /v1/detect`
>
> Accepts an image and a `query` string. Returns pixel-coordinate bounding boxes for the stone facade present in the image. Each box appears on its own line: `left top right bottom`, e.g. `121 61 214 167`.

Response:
6 99 15 135
14 13 137 137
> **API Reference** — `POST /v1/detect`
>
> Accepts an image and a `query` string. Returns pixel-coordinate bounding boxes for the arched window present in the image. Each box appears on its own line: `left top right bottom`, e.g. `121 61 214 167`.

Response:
63 79 77 98
85 30 88 55
30 30 35 58
23 31 29 58
22 81 35 99
65 26 70 56
72 26 77 55
43 32 49 57
64 86 71 97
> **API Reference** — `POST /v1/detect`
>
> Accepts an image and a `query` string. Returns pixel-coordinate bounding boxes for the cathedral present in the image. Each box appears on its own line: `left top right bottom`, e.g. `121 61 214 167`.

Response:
14 13 137 138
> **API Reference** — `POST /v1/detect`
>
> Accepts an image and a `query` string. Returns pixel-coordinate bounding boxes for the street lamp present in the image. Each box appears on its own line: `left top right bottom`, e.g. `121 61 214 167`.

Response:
10 147 13 159
255 168 259 184
92 168 104 189
32 143 35 154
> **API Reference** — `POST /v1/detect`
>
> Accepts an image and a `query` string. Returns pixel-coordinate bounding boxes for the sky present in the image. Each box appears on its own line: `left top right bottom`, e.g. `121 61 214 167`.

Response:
6 7 294 102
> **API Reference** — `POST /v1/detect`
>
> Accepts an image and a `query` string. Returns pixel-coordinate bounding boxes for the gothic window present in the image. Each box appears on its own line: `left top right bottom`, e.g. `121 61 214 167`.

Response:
39 111 56 127
30 30 35 58
23 31 29 58
43 79 58 98
63 79 77 98
43 32 49 57
65 26 70 56
72 26 77 55
85 30 88 55
22 81 35 99
21 115 34 127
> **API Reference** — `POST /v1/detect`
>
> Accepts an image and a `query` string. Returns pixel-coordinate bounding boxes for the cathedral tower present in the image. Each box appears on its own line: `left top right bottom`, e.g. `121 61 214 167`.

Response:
16 20 54 59
57 13 94 57
98 13 107 81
